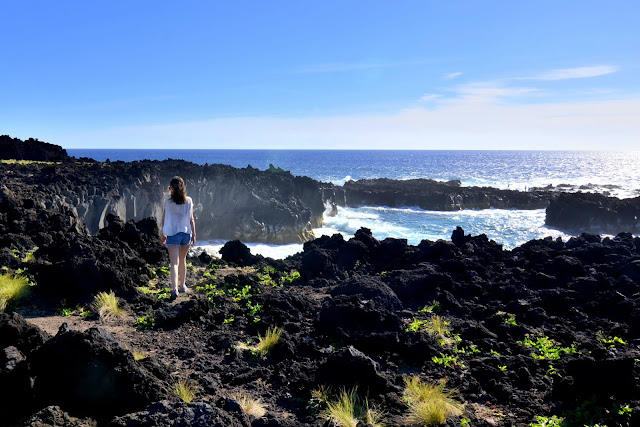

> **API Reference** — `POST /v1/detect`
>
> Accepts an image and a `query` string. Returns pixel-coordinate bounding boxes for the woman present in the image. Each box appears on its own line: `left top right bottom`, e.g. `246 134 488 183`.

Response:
161 176 196 298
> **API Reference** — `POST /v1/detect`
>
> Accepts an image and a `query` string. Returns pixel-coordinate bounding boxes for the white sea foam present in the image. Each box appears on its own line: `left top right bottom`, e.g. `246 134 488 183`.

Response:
192 240 305 260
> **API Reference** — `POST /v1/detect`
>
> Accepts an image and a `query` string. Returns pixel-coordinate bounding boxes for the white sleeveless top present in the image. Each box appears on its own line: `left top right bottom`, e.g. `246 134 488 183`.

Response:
162 196 193 236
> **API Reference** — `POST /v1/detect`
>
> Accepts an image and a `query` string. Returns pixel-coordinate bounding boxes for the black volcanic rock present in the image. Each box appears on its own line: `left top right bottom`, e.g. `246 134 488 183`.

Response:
546 192 640 234
0 135 69 161
30 327 170 419
109 400 251 426
1 155 325 244
342 177 549 210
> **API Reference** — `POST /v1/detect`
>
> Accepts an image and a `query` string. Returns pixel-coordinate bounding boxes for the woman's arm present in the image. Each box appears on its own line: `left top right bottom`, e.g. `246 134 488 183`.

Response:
190 201 196 245
161 203 167 244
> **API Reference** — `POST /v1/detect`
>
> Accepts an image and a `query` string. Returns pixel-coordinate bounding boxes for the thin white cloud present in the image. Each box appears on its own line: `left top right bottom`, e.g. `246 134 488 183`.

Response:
292 59 430 74
443 72 463 80
57 94 640 151
418 94 441 103
453 83 538 99
527 65 618 81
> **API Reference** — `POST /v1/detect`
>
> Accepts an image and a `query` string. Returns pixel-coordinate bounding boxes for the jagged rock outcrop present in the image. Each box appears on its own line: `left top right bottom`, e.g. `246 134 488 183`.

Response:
546 192 640 234
1 154 326 244
337 178 549 210
0 135 69 161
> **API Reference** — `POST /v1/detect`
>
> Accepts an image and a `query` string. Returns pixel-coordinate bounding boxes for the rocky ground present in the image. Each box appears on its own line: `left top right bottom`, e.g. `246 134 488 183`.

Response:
1 138 640 426
2 178 640 425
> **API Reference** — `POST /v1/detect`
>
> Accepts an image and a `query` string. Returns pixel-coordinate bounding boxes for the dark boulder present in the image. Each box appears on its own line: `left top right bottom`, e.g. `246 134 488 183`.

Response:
317 346 393 395
108 400 251 427
220 240 258 266
0 312 50 354
331 275 402 311
30 327 169 419
24 406 97 427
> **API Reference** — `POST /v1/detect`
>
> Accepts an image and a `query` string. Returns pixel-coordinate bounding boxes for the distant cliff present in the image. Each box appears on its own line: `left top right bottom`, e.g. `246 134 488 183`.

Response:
0 135 68 161
324 178 550 210
1 158 326 244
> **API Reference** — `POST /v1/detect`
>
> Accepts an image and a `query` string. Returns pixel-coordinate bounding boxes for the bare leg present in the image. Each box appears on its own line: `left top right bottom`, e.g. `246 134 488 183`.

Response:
167 245 181 293
178 244 190 289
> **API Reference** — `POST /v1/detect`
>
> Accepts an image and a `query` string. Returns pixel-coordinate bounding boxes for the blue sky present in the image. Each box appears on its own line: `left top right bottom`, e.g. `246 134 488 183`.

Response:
1 1 639 150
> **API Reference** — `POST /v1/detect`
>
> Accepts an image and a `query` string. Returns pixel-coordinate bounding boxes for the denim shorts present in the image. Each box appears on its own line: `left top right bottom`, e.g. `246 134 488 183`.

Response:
165 232 191 246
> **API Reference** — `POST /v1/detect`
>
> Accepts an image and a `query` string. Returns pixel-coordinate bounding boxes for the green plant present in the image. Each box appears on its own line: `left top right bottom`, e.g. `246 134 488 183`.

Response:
156 266 170 277
224 317 235 323
419 301 442 313
530 415 563 426
246 300 262 317
135 313 155 330
92 291 125 319
597 331 626 348
254 326 283 356
460 418 471 426
497 311 517 326
498 365 507 372
280 270 301 285
228 284 252 301
58 307 72 316
173 379 198 403
489 349 501 356
406 318 428 332
432 353 464 369
0 271 31 312
546 364 557 376
232 391 266 417
521 335 577 360
402 376 464 426
21 250 36 263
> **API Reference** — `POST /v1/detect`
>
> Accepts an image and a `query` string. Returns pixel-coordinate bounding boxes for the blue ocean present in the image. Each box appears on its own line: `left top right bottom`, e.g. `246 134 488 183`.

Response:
68 149 640 259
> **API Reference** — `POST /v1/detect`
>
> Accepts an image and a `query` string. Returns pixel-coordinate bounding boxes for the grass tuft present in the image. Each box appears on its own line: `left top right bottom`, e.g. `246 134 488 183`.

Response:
322 388 359 427
254 326 283 356
91 291 124 319
132 349 147 361
320 388 386 427
403 376 464 426
0 272 31 312
173 379 198 403
232 391 267 418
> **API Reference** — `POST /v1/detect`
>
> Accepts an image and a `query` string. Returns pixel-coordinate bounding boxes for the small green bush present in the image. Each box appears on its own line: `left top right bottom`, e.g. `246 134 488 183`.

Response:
135 313 155 330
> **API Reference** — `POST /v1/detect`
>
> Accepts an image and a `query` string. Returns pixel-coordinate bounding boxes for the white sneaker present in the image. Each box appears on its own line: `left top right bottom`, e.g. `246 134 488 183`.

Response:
180 285 189 294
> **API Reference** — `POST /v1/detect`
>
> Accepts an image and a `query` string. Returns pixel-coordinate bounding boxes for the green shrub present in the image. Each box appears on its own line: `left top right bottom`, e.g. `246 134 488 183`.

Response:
521 335 577 360
135 313 155 330
530 415 563 426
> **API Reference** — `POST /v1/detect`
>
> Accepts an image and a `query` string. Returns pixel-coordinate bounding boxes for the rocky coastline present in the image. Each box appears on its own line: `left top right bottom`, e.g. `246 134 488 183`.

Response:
1 137 639 425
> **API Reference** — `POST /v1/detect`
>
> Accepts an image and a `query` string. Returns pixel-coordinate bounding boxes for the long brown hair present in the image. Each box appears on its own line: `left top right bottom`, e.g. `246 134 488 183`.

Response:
169 176 187 204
